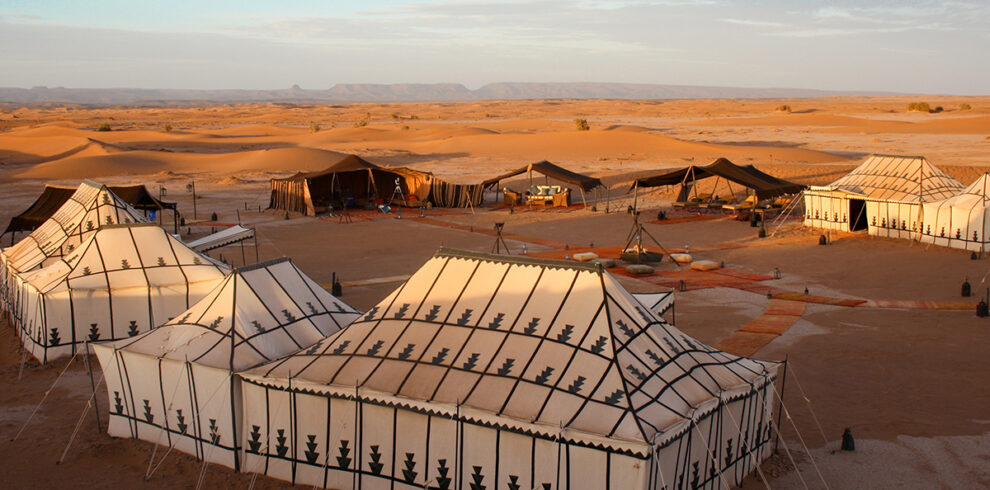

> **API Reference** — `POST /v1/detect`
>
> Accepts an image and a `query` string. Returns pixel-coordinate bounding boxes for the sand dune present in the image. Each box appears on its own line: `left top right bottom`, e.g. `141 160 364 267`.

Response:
13 146 347 180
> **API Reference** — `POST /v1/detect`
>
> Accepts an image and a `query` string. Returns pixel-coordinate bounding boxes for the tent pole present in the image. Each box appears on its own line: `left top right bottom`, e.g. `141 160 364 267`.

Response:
633 181 639 212
774 356 789 454
580 188 587 208
84 341 102 432
253 228 260 262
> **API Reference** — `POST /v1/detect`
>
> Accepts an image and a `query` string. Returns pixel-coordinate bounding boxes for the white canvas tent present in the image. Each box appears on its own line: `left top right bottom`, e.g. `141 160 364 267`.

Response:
0 180 147 309
9 223 229 363
94 257 361 471
921 173 990 252
239 249 779 490
804 154 963 239
1 180 147 274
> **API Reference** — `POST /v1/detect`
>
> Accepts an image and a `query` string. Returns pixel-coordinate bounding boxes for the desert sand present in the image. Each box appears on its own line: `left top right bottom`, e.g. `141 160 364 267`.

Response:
2 96 990 489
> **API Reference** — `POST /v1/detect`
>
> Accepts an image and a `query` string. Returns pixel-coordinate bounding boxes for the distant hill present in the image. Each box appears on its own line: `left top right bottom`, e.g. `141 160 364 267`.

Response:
0 82 898 105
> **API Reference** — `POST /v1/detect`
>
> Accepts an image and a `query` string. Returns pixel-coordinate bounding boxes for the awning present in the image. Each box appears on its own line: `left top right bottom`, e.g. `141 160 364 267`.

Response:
633 158 805 200
186 225 255 252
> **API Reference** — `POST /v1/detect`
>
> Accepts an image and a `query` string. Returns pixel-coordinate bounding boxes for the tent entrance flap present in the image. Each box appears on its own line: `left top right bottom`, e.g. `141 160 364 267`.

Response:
849 199 868 231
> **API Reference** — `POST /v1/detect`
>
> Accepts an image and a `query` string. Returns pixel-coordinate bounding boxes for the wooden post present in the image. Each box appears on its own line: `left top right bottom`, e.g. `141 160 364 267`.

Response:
253 228 260 262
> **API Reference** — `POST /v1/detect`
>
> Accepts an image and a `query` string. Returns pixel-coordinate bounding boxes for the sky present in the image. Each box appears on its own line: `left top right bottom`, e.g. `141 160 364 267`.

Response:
0 0 987 94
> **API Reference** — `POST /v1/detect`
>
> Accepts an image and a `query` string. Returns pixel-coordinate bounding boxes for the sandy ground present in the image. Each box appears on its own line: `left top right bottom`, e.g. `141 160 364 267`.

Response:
2 96 990 489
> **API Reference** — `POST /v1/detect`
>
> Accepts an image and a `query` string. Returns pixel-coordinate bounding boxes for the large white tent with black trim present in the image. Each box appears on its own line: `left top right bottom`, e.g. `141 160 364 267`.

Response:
921 172 990 252
239 248 779 490
94 257 360 471
9 223 229 363
804 154 963 239
1 180 147 275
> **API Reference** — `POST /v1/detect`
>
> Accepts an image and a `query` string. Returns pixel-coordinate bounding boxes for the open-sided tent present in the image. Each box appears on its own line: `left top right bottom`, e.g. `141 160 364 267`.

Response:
94 257 361 471
239 248 778 490
269 155 433 216
483 160 605 207
2 183 176 239
921 173 990 252
9 223 229 363
633 158 805 202
804 154 963 239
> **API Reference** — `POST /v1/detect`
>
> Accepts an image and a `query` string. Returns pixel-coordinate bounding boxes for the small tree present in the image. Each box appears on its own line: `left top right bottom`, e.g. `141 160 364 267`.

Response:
775 104 792 113
574 118 590 131
907 101 932 113
97 123 112 132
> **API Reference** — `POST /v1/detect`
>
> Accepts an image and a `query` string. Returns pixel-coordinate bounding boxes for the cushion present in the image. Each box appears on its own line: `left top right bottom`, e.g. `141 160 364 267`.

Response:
625 264 655 275
573 252 599 262
670 253 692 264
691 260 720 271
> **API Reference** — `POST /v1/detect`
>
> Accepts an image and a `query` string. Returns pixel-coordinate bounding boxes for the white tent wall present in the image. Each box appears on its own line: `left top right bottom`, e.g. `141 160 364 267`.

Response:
920 174 990 252
12 223 229 363
94 346 241 470
239 375 775 489
802 190 851 232
239 379 650 490
866 200 922 239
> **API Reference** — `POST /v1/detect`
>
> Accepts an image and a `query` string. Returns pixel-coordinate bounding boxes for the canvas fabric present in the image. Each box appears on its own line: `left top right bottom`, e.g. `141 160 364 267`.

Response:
239 249 777 489
94 257 361 471
921 173 990 251
8 223 229 363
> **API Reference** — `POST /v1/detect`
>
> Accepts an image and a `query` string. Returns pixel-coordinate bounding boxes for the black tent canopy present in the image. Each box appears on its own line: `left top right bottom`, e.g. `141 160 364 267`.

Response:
481 160 605 207
4 184 176 237
633 158 805 201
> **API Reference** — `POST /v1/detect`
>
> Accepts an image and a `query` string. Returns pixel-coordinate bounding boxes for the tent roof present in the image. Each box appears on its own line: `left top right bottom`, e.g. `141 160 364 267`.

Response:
813 154 963 202
187 225 255 253
633 158 805 199
484 160 604 191
274 154 432 183
21 222 228 295
4 183 174 236
109 257 361 371
242 248 776 452
2 181 148 273
927 172 990 211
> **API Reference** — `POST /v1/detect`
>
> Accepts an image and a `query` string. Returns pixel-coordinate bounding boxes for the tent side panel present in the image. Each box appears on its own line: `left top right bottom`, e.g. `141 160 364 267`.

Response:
651 379 776 490
240 382 655 490
803 192 850 232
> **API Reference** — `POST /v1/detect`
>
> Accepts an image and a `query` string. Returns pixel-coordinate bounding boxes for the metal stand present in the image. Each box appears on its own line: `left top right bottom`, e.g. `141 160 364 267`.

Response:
389 178 405 219
622 211 678 265
491 223 511 254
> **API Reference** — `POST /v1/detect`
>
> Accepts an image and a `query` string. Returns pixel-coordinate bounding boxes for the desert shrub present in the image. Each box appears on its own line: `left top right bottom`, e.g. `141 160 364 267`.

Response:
391 113 400 120
97 123 111 132
353 118 368 128
163 123 173 133
907 101 932 113
401 125 410 131
934 106 944 113
574 118 590 131
960 103 972 110
776 104 792 113
310 122 320 133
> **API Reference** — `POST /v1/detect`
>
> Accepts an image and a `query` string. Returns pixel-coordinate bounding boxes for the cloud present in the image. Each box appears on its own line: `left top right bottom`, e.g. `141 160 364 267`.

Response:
717 18 786 28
